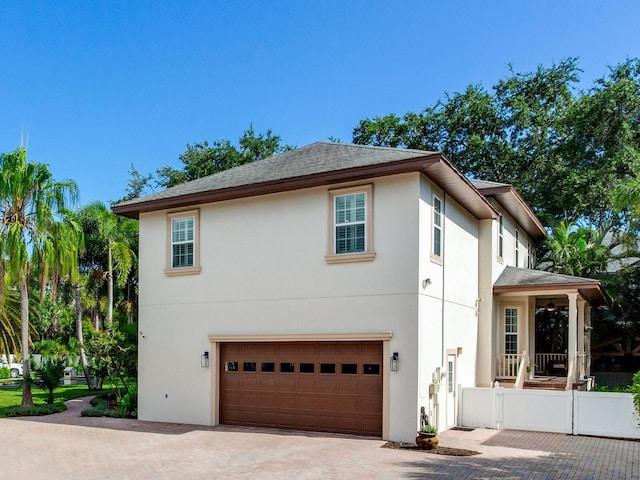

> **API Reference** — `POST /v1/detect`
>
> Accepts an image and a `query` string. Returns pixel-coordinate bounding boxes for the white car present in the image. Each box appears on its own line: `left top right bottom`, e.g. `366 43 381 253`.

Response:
0 359 23 378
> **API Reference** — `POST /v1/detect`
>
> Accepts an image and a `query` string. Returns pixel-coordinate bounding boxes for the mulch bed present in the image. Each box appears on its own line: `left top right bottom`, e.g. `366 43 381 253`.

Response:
382 442 480 456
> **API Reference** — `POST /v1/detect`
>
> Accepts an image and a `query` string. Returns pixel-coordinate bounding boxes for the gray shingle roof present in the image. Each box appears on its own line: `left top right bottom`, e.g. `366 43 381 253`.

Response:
494 266 606 305
116 142 437 207
470 179 510 189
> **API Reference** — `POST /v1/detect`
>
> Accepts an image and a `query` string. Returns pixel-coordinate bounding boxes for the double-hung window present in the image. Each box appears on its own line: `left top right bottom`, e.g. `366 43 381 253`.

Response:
335 192 366 254
515 230 520 267
432 195 443 259
504 307 518 354
326 185 374 263
166 209 201 275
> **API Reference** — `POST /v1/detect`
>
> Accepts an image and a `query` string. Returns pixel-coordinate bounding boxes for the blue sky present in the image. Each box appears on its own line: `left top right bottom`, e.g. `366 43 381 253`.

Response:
0 1 638 206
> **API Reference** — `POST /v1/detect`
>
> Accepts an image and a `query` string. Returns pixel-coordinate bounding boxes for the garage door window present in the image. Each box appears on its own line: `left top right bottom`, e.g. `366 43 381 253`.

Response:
364 364 380 375
300 363 315 373
280 362 295 373
243 362 257 372
341 363 358 374
320 363 336 374
261 362 275 372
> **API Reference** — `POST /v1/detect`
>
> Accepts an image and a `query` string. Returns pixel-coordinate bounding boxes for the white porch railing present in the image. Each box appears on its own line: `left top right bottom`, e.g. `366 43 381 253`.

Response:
534 353 567 374
496 353 525 379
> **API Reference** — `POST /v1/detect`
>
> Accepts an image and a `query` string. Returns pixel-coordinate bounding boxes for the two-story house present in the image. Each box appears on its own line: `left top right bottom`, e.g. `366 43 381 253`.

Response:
114 142 605 442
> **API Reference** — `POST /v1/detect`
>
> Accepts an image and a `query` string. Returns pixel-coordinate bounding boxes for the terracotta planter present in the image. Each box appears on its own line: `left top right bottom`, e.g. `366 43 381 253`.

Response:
415 432 439 450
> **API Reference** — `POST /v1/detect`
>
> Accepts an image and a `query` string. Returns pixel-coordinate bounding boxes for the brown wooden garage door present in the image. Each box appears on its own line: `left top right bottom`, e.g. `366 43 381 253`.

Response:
220 341 383 436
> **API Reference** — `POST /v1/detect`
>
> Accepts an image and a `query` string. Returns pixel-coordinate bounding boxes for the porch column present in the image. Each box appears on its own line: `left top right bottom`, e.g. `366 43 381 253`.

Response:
585 305 592 377
528 300 535 373
567 292 578 389
577 298 585 379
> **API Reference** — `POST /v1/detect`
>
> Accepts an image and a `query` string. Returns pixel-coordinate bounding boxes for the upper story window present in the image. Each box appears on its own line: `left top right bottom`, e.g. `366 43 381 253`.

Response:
515 230 520 267
432 195 443 259
326 185 375 264
335 192 366 254
498 215 504 259
165 209 201 276
526 241 531 268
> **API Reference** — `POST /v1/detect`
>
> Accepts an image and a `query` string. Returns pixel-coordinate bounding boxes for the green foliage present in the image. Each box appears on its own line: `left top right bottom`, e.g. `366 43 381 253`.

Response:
32 357 67 404
540 221 610 277
85 321 137 396
0 366 9 379
81 393 124 418
118 382 137 417
5 403 66 417
419 425 438 434
353 58 640 225
591 384 633 393
155 125 291 188
633 370 640 419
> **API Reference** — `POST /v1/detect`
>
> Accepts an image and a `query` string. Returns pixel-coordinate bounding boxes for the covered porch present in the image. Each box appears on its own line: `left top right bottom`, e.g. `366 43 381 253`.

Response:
492 267 606 391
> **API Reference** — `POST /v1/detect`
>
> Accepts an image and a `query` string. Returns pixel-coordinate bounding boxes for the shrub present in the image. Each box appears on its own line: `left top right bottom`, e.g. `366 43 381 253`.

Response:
32 358 67 404
118 383 137 418
633 370 640 420
0 367 10 379
81 394 124 418
5 403 67 417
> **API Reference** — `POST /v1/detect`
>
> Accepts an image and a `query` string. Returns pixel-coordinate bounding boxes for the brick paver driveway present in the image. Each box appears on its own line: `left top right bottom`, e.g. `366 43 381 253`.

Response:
2 396 638 479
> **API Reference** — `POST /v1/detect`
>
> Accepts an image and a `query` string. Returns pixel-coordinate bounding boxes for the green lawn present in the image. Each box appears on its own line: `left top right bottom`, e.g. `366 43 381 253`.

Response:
0 383 111 417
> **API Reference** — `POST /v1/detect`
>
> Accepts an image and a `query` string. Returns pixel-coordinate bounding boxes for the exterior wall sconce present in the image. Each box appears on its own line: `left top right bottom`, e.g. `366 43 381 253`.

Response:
201 351 209 368
390 352 399 372
456 347 463 356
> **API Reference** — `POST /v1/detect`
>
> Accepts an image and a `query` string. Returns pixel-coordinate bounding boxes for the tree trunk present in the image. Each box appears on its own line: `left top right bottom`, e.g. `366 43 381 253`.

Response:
19 279 33 407
107 241 113 329
75 284 93 390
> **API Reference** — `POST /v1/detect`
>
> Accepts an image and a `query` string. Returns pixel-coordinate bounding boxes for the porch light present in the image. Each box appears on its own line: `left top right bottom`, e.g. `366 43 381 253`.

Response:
201 351 209 368
390 352 399 372
546 300 556 312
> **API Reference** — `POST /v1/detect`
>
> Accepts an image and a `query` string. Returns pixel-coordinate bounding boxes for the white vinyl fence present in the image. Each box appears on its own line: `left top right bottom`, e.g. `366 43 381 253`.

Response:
460 387 640 439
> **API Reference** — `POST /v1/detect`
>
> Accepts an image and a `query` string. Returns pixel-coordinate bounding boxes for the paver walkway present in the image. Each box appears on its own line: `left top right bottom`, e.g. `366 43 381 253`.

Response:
2 396 638 479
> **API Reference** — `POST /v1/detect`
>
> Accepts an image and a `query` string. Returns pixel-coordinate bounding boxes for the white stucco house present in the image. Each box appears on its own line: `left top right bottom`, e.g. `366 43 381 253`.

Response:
113 142 605 442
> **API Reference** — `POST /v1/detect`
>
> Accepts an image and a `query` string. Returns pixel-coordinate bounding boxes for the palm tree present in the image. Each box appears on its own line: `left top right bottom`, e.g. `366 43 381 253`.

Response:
78 202 135 328
0 147 78 407
541 220 610 277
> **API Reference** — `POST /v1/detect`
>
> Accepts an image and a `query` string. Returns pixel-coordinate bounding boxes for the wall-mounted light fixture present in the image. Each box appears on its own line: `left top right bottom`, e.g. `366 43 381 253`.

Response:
390 352 399 371
457 347 463 356
422 278 432 289
201 351 209 368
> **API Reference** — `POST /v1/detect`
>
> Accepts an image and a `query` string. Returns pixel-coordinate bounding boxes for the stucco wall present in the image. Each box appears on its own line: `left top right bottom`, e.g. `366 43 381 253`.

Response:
138 173 425 441
417 177 480 430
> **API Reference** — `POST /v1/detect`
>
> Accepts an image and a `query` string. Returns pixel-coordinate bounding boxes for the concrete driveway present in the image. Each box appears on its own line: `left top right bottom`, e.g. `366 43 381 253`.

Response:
2 396 638 479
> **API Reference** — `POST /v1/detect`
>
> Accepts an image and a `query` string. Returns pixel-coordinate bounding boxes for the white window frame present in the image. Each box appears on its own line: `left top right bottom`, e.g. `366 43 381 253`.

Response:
498 215 504 260
432 195 443 261
504 307 519 355
325 185 375 264
165 209 201 276
526 241 531 268
515 229 520 267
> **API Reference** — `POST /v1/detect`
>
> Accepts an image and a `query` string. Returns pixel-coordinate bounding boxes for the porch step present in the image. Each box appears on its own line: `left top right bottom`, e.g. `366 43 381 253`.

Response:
523 377 566 391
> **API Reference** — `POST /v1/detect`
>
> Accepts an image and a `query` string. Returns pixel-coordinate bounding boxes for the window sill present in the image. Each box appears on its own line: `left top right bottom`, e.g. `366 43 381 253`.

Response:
430 254 443 265
164 266 202 277
325 252 376 264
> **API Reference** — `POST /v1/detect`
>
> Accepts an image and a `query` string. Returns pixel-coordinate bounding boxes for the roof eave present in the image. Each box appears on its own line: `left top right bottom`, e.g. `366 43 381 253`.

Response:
113 153 499 220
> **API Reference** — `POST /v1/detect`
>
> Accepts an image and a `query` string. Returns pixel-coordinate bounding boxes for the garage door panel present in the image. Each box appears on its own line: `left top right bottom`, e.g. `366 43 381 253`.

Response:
220 341 382 436
296 377 317 392
296 394 317 410
338 379 361 394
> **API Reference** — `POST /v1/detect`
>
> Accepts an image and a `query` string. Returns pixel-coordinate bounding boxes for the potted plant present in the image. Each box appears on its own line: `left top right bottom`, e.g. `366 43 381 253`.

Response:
526 365 533 380
416 424 439 450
